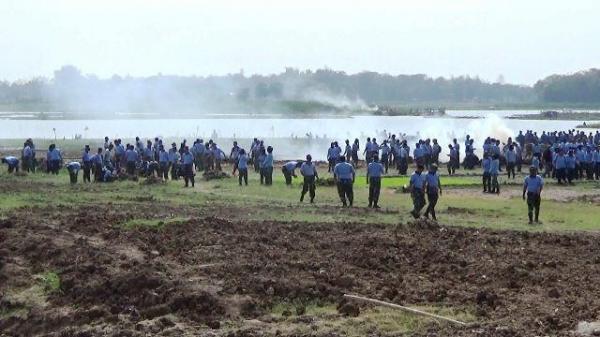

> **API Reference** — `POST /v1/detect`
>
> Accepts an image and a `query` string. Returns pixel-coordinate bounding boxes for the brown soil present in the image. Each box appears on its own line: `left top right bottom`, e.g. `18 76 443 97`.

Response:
2 206 600 336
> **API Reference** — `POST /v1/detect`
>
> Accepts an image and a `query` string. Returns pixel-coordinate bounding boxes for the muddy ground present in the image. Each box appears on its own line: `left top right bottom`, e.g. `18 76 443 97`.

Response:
2 205 600 336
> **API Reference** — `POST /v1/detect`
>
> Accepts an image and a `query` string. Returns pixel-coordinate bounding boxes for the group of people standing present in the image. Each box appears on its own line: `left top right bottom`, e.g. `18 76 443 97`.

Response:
4 128 600 224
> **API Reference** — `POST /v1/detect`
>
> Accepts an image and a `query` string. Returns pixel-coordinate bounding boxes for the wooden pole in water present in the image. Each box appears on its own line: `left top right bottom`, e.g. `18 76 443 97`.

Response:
343 294 468 327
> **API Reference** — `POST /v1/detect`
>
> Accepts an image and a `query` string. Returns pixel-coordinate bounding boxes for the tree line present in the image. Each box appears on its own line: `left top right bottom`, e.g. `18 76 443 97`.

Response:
0 65 597 113
534 68 600 103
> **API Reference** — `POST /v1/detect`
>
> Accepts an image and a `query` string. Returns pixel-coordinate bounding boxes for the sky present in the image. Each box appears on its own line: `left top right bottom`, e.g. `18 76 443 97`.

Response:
0 0 598 85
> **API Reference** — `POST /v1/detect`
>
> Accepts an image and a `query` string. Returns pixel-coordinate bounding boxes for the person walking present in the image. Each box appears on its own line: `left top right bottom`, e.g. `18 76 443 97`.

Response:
333 156 355 207
367 155 384 208
409 164 426 218
523 166 544 224
300 154 318 203
424 164 442 221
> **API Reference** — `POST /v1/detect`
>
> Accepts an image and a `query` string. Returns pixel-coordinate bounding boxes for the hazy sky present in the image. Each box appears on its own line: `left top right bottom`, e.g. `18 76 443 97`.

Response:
0 0 598 85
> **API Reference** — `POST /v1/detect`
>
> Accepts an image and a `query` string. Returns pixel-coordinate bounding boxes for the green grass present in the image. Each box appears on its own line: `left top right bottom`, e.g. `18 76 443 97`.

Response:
1 164 600 233
265 301 475 336
38 272 61 294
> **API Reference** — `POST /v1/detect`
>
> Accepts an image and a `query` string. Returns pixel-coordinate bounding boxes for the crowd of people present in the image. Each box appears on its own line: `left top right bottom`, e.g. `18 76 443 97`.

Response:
2 128 600 223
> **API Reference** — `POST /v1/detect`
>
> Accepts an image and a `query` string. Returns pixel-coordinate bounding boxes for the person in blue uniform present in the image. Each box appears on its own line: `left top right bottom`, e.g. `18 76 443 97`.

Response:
1 156 19 173
333 156 355 207
125 144 139 176
489 154 500 194
424 164 442 221
566 150 576 184
409 164 426 218
505 145 517 179
158 145 170 180
46 144 63 175
92 148 104 182
282 161 302 185
262 146 274 186
447 144 458 175
523 166 544 224
237 149 249 186
82 145 92 183
168 143 180 180
554 149 567 184
300 154 318 203
66 161 81 184
380 141 391 173
366 155 384 208
181 146 195 187
482 153 491 193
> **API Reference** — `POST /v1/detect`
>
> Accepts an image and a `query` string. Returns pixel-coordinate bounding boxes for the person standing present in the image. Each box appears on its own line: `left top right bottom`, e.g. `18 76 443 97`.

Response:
82 145 92 183
424 164 442 221
158 145 170 181
409 164 426 219
237 149 249 186
447 144 458 176
333 156 355 207
490 154 500 194
482 153 491 193
181 146 195 187
351 139 360 168
367 155 384 208
22 141 33 172
262 146 274 186
380 141 391 174
505 145 517 179
92 148 104 182
300 154 318 203
46 144 62 175
522 166 544 224
344 139 352 163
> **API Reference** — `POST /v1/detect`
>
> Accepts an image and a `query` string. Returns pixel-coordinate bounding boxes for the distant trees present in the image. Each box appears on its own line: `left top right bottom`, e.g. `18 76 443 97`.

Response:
534 69 600 103
1 65 576 114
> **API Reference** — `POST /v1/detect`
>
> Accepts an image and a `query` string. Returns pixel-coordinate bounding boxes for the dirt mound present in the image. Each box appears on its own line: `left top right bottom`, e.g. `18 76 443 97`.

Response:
3 206 600 336
203 170 231 181
316 177 336 186
141 175 164 185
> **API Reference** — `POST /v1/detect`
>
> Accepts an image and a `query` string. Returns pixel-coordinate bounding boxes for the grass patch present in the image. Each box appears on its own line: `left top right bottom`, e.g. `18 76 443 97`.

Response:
37 271 61 294
266 300 475 336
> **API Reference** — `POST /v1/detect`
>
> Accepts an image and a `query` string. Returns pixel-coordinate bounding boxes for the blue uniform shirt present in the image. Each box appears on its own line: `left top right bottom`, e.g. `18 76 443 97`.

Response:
489 159 500 175
524 175 544 193
482 158 491 173
506 150 516 163
4 156 18 166
23 146 33 158
554 155 566 169
159 151 169 163
47 149 62 161
182 153 194 165
81 151 91 163
425 172 440 193
333 162 355 180
300 162 316 177
410 172 426 190
238 154 249 170
284 161 297 171
66 162 81 172
367 162 384 178
262 153 274 168
126 149 139 162
566 156 576 169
